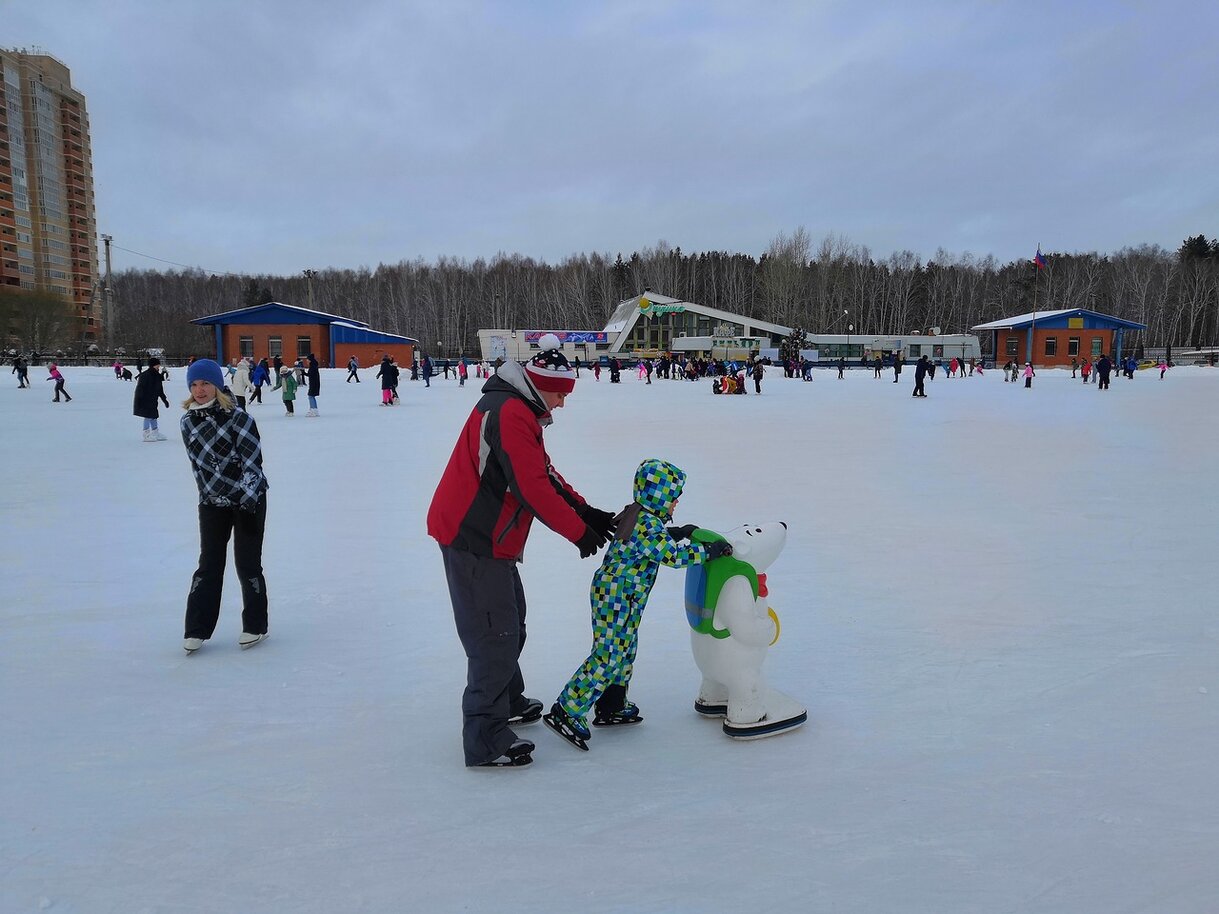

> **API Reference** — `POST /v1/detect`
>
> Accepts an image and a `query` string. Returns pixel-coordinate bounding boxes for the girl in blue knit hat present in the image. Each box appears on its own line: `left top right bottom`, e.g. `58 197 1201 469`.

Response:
544 458 731 750
179 359 270 654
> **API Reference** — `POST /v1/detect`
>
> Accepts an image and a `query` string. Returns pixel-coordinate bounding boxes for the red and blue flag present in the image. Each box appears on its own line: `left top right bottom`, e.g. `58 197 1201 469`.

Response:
1034 247 1048 270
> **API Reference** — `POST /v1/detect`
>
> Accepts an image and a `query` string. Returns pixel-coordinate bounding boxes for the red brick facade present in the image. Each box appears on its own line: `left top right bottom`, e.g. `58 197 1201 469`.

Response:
220 324 331 367
997 328 1116 367
334 342 415 371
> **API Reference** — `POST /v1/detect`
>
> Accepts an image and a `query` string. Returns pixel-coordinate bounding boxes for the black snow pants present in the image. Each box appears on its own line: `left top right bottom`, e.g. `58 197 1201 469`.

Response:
184 497 268 639
440 544 530 766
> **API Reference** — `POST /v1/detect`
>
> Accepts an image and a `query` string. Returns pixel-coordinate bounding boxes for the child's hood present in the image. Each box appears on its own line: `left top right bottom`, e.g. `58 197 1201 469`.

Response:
633 458 686 520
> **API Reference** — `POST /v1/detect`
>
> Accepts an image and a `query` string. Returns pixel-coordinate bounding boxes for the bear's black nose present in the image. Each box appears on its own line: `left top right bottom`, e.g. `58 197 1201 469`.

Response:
780 522 787 529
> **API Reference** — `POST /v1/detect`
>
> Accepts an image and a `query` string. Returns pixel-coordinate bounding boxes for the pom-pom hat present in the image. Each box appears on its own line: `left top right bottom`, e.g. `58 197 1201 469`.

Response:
186 358 226 391
525 333 576 394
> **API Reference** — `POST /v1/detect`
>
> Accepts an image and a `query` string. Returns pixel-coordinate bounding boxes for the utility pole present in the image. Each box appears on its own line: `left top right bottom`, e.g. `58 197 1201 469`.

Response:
101 234 115 350
303 269 317 311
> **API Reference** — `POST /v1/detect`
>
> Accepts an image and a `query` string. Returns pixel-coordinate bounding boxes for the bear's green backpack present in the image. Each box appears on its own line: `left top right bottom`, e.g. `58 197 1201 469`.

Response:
683 529 758 639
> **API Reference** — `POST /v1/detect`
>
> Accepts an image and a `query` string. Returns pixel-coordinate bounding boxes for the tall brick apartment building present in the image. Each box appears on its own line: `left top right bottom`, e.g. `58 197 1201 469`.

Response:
0 49 98 339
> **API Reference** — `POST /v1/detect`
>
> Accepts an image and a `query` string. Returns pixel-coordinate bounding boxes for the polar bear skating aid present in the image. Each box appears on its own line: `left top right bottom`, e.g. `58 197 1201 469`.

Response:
684 522 807 739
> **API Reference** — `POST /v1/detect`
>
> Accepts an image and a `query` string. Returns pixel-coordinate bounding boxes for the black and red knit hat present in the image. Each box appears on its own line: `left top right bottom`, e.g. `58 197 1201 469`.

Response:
525 334 576 393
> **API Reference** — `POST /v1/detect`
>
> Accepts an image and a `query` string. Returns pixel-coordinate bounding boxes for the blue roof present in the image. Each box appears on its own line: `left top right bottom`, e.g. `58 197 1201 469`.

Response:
972 308 1145 332
192 302 370 327
330 322 417 345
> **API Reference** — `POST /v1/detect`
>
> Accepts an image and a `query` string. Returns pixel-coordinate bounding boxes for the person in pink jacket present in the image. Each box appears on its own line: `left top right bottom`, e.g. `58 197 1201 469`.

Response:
1022 362 1036 389
47 363 71 402
1158 360 1169 379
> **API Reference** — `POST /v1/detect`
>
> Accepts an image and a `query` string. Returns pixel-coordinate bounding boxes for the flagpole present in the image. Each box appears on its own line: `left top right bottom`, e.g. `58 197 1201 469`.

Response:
1030 242 1039 366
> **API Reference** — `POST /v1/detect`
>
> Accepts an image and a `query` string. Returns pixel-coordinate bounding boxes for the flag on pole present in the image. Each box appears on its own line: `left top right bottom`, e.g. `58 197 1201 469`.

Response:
1034 246 1048 270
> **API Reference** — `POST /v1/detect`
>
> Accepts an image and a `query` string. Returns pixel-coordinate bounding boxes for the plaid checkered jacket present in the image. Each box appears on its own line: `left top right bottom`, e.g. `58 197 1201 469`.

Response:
180 404 268 510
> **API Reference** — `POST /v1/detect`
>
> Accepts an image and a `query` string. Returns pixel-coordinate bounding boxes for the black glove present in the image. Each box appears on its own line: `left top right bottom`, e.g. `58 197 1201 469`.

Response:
704 540 733 560
576 525 607 558
581 506 617 540
666 524 698 541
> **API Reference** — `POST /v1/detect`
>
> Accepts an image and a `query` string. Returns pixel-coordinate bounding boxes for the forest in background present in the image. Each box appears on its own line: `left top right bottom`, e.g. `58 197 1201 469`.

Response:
72 230 1219 357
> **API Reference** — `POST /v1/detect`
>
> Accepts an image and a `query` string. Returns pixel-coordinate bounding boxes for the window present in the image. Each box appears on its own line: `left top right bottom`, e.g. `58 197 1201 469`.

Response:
239 336 254 358
909 344 922 357
1044 337 1058 357
1091 337 1103 357
1005 336 1018 356
1068 337 1080 356
268 336 282 358
933 345 944 358
297 336 312 358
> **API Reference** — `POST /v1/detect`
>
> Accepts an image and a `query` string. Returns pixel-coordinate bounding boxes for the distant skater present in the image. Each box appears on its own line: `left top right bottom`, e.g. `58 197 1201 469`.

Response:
133 357 170 440
1096 354 1112 390
47 362 71 402
346 356 360 383
912 355 928 397
273 365 298 415
1023 362 1035 388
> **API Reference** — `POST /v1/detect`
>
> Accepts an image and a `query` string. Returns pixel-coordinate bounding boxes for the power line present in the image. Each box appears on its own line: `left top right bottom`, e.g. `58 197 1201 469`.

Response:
109 243 249 277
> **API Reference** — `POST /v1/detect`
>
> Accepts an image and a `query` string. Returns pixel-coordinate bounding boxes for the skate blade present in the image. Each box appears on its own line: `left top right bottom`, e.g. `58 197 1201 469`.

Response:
723 711 808 740
542 714 589 751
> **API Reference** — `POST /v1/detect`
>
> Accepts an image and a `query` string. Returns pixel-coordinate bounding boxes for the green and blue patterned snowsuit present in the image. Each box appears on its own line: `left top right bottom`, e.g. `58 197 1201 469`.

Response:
556 459 708 720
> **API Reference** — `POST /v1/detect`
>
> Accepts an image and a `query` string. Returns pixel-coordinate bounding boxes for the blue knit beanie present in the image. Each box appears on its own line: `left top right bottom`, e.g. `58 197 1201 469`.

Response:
186 359 226 391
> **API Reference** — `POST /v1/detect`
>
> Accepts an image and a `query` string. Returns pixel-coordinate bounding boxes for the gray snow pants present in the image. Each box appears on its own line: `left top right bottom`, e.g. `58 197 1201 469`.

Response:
440 545 529 766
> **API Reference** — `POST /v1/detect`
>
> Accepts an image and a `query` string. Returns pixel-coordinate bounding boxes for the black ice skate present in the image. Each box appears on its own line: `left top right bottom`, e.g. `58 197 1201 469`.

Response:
475 738 534 768
508 697 543 725
543 703 590 751
592 704 643 727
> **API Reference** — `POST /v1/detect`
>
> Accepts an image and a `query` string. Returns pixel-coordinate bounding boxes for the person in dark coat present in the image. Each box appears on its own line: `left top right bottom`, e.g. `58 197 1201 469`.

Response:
12 355 29 388
892 353 903 383
1096 354 1112 390
912 355 929 397
837 356 846 379
272 355 283 385
133 357 171 440
346 356 360 383
422 356 434 388
376 355 398 405
306 353 321 415
752 359 764 393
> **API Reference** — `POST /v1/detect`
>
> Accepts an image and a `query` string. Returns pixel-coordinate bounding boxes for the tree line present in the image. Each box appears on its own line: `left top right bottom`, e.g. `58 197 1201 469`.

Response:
10 231 1216 358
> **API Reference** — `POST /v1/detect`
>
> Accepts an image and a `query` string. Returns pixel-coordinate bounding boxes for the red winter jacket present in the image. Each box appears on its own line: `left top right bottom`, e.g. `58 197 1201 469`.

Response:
427 360 587 561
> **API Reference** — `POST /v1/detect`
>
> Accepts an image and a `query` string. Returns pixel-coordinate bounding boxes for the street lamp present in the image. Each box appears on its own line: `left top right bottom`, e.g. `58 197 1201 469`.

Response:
303 269 317 311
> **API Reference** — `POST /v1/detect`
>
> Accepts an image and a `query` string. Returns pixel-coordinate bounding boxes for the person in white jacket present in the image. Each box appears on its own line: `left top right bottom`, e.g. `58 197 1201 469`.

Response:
232 357 252 408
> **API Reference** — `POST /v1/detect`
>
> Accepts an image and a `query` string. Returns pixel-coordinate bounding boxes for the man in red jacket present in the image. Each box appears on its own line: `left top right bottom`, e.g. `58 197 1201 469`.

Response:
427 337 616 768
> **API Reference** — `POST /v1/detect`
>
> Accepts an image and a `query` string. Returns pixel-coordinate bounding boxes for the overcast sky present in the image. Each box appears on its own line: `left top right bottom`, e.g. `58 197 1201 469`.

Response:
5 0 1217 277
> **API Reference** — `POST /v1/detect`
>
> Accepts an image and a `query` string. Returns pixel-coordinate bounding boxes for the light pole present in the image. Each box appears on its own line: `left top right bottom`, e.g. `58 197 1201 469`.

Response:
303 269 317 310
847 321 853 362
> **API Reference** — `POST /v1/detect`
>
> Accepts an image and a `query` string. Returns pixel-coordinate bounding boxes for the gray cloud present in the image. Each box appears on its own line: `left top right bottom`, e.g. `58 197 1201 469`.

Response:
6 0 1217 275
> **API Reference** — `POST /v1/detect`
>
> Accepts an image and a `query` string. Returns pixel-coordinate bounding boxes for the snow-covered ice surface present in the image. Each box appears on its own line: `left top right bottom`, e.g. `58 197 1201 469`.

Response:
3 364 1218 914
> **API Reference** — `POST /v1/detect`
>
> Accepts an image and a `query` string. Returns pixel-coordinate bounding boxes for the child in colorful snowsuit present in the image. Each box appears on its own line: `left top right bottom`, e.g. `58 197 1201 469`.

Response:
544 459 730 748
